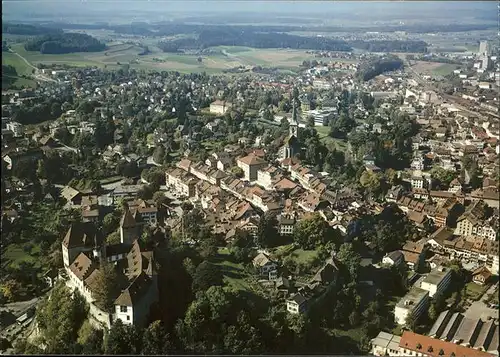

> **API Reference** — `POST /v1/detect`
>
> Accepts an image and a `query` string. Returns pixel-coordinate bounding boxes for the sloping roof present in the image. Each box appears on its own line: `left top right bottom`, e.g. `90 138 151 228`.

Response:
253 252 272 267
61 186 81 202
62 222 102 249
385 250 404 262
114 272 152 307
399 331 495 357
472 266 492 280
69 252 96 281
473 320 497 350
312 260 338 283
238 154 266 166
402 251 420 265
120 207 137 229
288 293 307 305
126 239 154 277
84 268 102 292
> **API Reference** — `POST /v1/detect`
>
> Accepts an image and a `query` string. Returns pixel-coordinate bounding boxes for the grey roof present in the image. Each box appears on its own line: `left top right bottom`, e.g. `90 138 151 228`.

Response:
288 293 307 305
440 312 463 341
422 268 450 286
371 331 401 352
487 325 499 354
396 287 429 309
279 217 295 225
453 317 483 346
386 250 404 262
429 309 453 338
473 320 497 350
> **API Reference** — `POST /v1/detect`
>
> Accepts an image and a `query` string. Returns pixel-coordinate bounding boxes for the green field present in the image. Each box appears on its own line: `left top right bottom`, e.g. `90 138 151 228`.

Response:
2 243 42 270
465 281 489 301
316 125 348 151
2 51 37 88
289 248 319 265
7 42 315 74
212 248 253 292
431 63 460 76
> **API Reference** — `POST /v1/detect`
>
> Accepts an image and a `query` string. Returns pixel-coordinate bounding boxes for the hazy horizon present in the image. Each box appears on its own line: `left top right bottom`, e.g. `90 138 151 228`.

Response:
2 1 497 25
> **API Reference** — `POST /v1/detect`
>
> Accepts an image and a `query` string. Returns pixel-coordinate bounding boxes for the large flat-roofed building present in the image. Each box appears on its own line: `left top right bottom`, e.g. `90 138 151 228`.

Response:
428 311 499 355
371 331 402 356
419 266 452 298
394 287 430 325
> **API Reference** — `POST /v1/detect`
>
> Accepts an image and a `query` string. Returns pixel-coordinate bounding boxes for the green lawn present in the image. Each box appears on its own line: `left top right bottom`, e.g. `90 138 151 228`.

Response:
316 126 348 151
2 243 42 270
289 248 319 265
2 51 37 88
431 63 460 76
2 51 34 76
465 281 489 301
212 248 253 292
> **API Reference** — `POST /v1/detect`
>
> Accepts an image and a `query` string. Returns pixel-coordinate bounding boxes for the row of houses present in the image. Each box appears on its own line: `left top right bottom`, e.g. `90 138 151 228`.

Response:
427 228 499 275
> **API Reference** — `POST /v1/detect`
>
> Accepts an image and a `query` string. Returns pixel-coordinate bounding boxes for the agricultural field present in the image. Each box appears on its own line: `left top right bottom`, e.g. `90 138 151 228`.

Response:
410 61 459 76
2 51 37 88
8 41 316 74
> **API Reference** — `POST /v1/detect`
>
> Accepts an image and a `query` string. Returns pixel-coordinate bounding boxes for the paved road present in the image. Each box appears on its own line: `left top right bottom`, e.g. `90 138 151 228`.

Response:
464 283 499 321
9 50 58 83
0 297 39 317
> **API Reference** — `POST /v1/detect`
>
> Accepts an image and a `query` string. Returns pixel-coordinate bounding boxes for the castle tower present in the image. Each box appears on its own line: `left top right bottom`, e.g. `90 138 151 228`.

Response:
120 207 137 244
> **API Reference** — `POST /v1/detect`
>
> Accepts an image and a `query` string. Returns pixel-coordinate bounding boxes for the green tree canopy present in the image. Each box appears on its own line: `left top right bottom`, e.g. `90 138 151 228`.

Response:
293 213 337 250
104 319 141 355
141 320 172 355
192 261 223 292
92 262 122 313
36 283 88 354
256 211 279 248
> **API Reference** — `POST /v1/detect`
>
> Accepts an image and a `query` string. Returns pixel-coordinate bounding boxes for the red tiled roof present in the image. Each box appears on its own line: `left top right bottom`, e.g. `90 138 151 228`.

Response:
399 331 495 357
238 154 266 166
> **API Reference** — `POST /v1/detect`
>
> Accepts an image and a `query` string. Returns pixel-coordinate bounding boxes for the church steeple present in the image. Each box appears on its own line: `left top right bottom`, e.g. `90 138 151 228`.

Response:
289 100 299 138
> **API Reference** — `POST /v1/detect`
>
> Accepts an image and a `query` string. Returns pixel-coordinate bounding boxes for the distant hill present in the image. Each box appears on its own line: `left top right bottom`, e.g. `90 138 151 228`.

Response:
24 33 106 54
2 23 63 36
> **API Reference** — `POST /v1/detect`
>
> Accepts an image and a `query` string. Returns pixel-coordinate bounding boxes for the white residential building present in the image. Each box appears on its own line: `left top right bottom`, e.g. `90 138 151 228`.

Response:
419 266 452 298
394 287 429 325
411 176 425 189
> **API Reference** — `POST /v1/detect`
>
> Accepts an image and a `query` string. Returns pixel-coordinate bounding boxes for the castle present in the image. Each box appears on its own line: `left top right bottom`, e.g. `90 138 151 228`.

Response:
61 206 158 328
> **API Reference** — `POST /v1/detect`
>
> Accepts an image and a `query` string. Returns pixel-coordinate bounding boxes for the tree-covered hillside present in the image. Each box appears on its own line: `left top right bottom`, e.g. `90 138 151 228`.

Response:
24 33 106 54
356 56 405 82
2 23 63 36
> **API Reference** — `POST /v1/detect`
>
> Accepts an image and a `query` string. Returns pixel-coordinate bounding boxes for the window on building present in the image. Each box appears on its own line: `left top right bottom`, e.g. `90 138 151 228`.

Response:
120 306 127 313
126 315 130 321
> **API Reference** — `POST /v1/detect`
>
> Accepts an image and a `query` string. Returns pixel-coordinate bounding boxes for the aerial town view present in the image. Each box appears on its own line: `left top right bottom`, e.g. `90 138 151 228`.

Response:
0 0 499 355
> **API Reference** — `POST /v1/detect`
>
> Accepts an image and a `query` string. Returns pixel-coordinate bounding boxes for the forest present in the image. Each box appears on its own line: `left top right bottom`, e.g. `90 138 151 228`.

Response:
2 23 63 36
349 40 427 53
158 30 352 52
355 56 405 82
2 65 18 89
46 21 496 36
24 33 106 54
